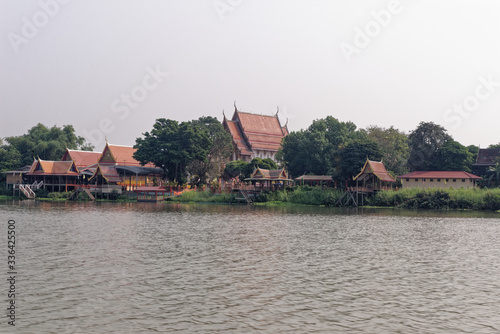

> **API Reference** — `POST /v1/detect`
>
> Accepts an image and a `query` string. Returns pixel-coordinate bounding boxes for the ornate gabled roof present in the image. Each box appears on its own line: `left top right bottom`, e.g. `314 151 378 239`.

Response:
61 149 101 168
89 164 123 183
98 143 154 167
27 159 79 176
398 171 482 180
473 148 500 166
248 167 289 180
353 159 396 183
223 107 288 156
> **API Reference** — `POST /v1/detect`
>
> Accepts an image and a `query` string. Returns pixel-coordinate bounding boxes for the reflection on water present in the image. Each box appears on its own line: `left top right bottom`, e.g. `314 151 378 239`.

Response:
1 201 500 333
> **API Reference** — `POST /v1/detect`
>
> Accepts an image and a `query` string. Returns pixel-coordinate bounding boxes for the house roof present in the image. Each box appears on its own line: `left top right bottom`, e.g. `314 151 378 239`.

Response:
247 167 290 180
98 143 155 167
27 159 79 176
224 108 288 155
295 175 333 181
61 149 101 168
473 148 500 166
353 159 396 183
398 171 482 180
89 164 123 183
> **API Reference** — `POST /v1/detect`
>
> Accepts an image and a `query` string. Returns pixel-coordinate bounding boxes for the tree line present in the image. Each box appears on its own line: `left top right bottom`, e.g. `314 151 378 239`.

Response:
1 117 499 188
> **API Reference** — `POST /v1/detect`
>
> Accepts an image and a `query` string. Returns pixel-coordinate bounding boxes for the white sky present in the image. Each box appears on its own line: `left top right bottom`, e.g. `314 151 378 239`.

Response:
1 0 500 150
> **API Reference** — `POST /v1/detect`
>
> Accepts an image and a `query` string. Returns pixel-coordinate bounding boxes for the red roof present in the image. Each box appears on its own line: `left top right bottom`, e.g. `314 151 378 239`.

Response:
61 149 101 168
354 160 396 182
224 109 288 156
398 171 482 179
27 159 79 176
98 143 155 167
89 165 123 183
474 149 500 165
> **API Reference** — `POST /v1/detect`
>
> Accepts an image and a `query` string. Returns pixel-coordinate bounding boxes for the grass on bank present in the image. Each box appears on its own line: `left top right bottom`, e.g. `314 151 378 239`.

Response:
169 190 233 203
369 187 500 211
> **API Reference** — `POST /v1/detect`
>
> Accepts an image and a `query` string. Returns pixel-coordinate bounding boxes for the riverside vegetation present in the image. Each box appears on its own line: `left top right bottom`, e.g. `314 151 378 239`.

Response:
169 186 500 211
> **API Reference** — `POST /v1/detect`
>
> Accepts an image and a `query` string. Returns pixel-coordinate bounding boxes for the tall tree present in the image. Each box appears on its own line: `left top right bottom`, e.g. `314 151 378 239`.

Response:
187 116 233 186
133 118 211 184
366 125 409 176
277 116 362 178
407 122 452 171
433 140 474 172
338 138 383 181
3 123 94 167
223 160 249 181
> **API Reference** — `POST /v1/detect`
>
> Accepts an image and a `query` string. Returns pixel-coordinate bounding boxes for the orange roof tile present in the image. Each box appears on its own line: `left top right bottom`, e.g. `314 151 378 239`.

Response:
99 143 155 167
27 159 79 176
61 149 101 168
354 160 396 182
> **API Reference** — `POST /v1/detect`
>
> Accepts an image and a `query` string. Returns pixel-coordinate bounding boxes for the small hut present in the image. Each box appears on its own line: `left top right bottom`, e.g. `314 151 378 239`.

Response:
245 167 293 191
353 159 396 192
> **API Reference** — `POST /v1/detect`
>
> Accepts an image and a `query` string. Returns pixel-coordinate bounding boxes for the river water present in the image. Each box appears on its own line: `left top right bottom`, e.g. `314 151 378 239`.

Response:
1 201 500 333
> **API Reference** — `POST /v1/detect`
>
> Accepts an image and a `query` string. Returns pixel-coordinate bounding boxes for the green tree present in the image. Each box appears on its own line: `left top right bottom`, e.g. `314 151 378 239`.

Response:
366 125 409 176
223 160 249 181
467 145 479 163
187 116 233 186
408 122 452 171
488 143 500 150
277 116 362 178
3 123 94 167
338 138 383 181
242 158 278 179
486 163 500 187
433 140 474 172
133 118 211 184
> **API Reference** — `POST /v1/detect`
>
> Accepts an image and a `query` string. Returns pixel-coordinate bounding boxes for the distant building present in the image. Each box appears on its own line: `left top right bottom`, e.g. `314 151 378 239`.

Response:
353 159 396 191
223 106 288 162
472 148 500 175
398 171 481 189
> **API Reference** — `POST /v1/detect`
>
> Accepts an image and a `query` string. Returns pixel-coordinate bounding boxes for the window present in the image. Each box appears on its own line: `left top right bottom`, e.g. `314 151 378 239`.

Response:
462 179 466 182
406 178 409 182
415 178 419 181
445 179 449 182
437 179 441 182
453 179 456 182
423 179 426 182
430 179 434 182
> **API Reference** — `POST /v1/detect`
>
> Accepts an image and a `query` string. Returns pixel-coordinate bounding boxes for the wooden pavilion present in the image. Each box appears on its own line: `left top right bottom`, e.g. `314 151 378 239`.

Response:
25 158 80 192
353 159 396 192
244 167 293 191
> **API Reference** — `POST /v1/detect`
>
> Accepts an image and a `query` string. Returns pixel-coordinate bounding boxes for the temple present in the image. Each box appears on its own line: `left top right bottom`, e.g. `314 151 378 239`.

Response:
223 105 288 162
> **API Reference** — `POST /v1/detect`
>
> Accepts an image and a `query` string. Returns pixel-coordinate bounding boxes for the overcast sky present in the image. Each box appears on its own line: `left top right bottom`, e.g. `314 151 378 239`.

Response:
1 0 500 151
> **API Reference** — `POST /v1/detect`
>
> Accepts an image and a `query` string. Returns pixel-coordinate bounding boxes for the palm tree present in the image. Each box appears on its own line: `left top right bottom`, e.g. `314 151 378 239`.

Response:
487 163 500 187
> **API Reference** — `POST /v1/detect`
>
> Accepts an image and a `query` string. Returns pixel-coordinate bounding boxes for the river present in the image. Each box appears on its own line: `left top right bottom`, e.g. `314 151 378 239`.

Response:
1 201 500 333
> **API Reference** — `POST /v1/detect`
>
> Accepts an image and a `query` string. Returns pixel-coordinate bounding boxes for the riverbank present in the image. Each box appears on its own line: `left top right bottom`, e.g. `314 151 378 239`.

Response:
169 187 500 212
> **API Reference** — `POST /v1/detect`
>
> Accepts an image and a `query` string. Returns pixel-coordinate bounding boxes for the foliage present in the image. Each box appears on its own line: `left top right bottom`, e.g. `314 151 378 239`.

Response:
337 138 382 181
187 116 233 186
277 116 366 179
407 122 452 171
488 143 500 150
467 145 479 163
3 123 94 168
134 118 211 183
366 125 409 176
433 140 474 172
486 163 500 188
254 186 343 206
370 188 500 211
223 160 249 181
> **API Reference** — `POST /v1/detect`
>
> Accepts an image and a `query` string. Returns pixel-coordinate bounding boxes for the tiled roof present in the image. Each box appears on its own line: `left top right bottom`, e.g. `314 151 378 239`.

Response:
27 159 79 176
99 143 155 167
354 160 396 182
62 149 101 168
295 175 333 181
249 168 289 180
224 109 288 156
398 171 482 179
89 165 123 183
473 148 500 165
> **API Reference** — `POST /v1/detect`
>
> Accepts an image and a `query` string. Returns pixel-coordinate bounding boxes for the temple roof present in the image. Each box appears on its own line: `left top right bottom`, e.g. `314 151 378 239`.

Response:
473 148 500 166
247 167 290 180
353 159 396 183
224 108 288 155
89 164 123 183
